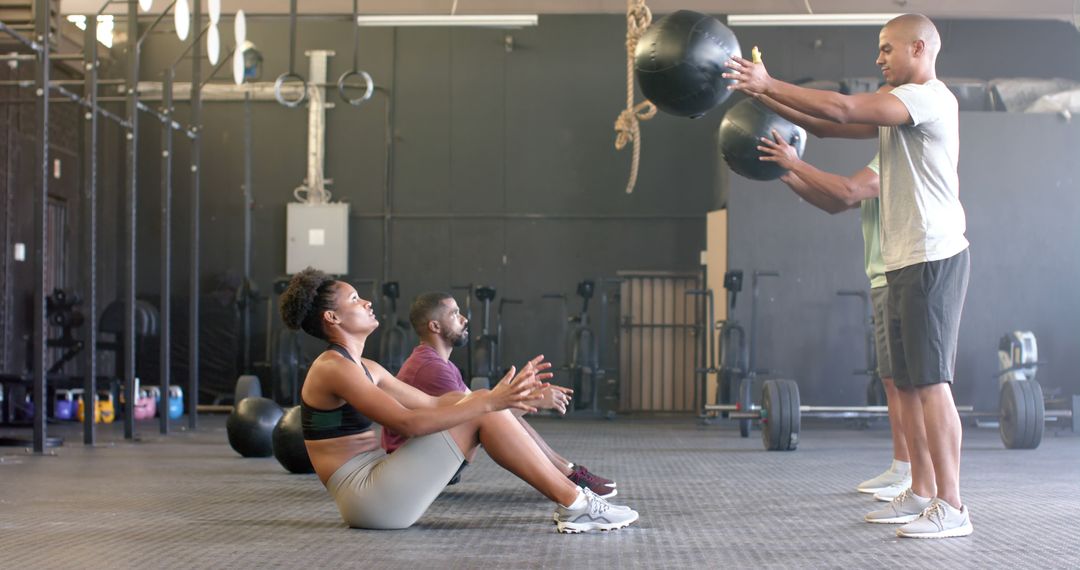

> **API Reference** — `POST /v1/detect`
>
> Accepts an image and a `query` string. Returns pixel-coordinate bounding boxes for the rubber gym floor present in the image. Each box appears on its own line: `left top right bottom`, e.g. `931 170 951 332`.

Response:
1 415 1077 569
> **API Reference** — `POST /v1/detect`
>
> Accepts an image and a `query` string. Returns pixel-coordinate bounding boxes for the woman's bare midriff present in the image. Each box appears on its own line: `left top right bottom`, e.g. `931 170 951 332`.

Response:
305 430 381 485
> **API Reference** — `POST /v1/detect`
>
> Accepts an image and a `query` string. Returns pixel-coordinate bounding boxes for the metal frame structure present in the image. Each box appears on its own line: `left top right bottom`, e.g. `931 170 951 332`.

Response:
0 0 209 452
5 2 379 453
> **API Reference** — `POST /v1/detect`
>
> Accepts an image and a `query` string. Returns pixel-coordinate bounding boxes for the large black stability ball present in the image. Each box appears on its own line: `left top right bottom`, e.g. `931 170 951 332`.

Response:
719 98 808 181
226 397 284 458
634 10 741 118
272 406 315 474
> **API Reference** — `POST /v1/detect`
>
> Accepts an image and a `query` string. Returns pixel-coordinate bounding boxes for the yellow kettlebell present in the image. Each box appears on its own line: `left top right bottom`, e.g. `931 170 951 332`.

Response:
97 392 116 424
75 391 116 423
76 395 97 423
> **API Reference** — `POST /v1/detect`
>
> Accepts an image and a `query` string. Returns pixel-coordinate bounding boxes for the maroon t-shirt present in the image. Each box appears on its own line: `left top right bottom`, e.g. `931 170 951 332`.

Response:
381 344 467 453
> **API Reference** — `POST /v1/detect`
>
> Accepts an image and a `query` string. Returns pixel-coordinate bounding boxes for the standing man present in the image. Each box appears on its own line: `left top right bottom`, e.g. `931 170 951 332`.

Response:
381 292 618 498
749 84 912 501
725 13 972 538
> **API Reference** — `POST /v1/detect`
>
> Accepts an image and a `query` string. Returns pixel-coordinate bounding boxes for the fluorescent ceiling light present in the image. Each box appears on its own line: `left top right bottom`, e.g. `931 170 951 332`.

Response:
728 13 901 27
67 14 114 48
356 15 538 28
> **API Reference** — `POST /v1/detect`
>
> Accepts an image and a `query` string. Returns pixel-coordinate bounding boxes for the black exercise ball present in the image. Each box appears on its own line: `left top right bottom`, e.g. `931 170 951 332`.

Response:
634 10 741 118
272 406 315 474
226 397 284 458
718 98 807 181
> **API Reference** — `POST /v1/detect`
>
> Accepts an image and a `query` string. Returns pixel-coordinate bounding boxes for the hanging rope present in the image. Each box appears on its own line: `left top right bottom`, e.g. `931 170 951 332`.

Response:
614 0 656 194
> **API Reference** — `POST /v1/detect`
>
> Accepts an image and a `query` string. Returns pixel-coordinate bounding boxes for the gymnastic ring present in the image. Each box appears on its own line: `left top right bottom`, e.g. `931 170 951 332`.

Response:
273 72 308 108
337 69 374 107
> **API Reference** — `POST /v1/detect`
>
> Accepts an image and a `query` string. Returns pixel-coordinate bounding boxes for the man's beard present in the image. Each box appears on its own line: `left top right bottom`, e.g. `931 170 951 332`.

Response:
448 329 469 348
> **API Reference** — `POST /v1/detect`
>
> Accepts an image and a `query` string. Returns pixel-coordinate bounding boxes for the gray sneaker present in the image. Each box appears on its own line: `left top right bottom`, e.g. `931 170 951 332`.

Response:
552 496 632 523
872 476 912 502
554 488 639 533
896 498 973 538
857 468 910 494
864 488 932 524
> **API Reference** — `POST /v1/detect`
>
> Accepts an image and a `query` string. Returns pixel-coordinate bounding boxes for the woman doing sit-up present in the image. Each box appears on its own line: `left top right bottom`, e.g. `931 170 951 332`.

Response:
278 268 639 533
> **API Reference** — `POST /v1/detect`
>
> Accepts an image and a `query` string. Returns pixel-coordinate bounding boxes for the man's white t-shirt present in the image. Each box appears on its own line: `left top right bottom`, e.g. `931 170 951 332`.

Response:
878 79 969 271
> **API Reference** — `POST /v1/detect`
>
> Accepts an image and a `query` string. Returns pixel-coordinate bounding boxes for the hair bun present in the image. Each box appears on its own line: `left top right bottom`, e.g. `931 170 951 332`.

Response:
278 268 326 330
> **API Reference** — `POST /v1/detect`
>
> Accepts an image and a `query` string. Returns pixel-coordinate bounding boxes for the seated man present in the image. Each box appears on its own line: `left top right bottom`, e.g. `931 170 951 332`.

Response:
279 269 638 533
381 292 617 498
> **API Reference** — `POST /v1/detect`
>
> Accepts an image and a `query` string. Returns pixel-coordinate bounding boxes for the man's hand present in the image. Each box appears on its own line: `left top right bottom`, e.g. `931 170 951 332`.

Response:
489 365 543 414
534 385 573 414
723 55 772 96
757 129 802 171
502 355 554 386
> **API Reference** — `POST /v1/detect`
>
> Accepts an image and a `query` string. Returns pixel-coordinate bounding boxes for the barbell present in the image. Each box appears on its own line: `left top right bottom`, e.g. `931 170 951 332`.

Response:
705 378 1072 451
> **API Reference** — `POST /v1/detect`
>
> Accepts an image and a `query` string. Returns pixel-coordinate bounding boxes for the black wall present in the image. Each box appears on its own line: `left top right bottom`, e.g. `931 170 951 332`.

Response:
728 116 1080 410
5 14 1075 407
0 61 126 375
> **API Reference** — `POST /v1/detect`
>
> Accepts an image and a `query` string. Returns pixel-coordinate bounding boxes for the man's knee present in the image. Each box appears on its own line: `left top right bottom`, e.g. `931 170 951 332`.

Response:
914 382 952 403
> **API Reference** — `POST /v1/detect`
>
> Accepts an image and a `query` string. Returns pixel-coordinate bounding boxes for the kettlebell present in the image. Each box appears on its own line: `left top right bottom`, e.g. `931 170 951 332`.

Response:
167 386 184 420
97 391 116 424
54 389 75 420
134 389 156 420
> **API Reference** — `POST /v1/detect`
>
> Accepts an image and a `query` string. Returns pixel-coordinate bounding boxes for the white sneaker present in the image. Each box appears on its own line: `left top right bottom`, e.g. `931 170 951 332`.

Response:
552 496 632 523
857 468 911 494
872 476 913 502
554 488 639 533
864 488 932 524
896 498 973 538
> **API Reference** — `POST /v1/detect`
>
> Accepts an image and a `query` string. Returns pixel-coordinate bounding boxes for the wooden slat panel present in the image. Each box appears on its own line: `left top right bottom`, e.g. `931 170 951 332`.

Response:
617 273 701 413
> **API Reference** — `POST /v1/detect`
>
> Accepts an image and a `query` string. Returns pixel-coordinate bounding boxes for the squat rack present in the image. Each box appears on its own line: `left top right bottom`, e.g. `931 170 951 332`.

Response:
2 0 212 453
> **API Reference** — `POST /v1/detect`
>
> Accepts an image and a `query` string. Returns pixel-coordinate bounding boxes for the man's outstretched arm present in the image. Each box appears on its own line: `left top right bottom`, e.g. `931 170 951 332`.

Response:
726 56 911 126
758 129 880 214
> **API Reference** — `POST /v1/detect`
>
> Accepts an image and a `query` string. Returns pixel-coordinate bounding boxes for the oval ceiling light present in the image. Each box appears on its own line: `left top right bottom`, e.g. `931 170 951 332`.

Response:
138 0 153 12
234 9 247 46
174 0 190 41
232 43 246 85
209 0 221 25
207 23 221 65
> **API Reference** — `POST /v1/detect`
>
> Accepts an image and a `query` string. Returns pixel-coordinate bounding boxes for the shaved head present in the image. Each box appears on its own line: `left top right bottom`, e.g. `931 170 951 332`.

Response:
884 14 941 59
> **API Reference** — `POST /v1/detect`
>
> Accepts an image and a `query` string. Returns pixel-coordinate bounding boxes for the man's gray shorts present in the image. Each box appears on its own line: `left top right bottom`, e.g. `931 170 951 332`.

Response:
869 286 893 380
885 249 970 389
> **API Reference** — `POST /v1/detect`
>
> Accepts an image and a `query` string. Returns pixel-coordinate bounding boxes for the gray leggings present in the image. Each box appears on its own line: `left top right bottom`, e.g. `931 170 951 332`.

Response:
326 430 465 529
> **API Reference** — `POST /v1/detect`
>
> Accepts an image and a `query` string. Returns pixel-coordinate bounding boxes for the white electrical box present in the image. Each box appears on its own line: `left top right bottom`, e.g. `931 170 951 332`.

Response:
286 202 349 275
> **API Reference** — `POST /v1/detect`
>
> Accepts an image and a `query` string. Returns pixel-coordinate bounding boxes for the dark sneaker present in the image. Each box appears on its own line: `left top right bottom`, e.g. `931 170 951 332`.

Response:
568 467 616 498
569 465 616 498
554 488 639 534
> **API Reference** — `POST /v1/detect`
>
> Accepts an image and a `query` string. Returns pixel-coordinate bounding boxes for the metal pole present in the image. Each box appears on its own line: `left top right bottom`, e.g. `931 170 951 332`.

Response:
188 0 202 430
82 15 99 447
136 0 179 47
31 0 50 454
122 0 139 440
159 68 173 435
0 78 126 86
382 31 397 284
242 91 252 371
0 20 42 52
749 274 759 376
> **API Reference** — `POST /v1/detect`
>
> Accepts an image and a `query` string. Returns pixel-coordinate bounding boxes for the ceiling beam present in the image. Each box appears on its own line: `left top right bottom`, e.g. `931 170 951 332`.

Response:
56 0 1080 23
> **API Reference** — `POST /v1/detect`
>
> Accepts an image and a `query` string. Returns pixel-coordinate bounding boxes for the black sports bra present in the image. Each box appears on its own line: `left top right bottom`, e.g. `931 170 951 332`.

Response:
300 344 376 440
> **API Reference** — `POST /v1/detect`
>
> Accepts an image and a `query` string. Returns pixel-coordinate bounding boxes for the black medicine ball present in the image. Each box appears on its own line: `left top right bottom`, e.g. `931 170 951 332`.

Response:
634 10 742 118
272 406 315 474
719 98 808 181
226 397 284 458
